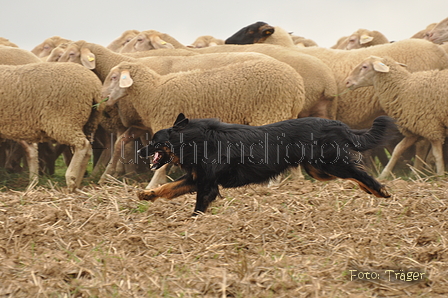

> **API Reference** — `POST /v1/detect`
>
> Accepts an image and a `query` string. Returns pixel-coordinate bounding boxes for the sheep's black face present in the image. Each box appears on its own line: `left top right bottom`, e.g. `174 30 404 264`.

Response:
225 21 274 44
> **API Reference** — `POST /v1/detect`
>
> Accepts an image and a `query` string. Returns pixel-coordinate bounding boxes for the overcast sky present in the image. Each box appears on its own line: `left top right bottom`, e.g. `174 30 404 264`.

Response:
1 1 447 51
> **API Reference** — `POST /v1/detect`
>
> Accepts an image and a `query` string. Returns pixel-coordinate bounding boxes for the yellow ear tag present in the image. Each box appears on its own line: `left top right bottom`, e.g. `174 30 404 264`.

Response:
88 56 95 62
161 41 167 44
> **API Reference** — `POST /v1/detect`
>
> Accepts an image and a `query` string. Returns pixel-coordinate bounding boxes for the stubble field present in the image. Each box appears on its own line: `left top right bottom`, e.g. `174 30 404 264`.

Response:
1 173 448 297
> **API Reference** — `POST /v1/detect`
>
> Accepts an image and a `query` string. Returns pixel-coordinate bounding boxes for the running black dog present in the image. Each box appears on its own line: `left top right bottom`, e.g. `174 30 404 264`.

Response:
137 113 392 215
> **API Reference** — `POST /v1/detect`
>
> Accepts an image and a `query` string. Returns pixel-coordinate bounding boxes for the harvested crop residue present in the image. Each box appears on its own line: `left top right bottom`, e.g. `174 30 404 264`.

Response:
1 177 447 297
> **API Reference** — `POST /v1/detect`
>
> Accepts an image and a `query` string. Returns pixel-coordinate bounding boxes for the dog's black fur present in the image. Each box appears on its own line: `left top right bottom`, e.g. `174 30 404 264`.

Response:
137 113 392 215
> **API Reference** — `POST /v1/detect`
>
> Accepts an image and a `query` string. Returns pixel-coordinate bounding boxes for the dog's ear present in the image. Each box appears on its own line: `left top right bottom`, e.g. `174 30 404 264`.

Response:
173 113 189 129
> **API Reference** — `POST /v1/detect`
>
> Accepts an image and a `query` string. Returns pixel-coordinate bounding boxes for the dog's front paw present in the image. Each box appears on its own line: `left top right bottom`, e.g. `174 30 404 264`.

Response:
137 190 158 202
379 186 391 198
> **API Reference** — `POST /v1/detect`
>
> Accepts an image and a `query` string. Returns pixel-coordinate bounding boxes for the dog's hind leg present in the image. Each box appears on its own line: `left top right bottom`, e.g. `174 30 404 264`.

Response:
137 174 197 202
305 164 390 198
303 164 337 181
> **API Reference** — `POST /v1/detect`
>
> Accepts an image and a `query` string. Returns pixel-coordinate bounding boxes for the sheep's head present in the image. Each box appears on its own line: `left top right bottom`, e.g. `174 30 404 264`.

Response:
120 30 175 52
345 31 375 50
107 29 140 52
345 56 390 90
225 21 275 45
31 36 70 58
46 43 69 62
102 64 134 106
58 41 96 69
424 17 448 44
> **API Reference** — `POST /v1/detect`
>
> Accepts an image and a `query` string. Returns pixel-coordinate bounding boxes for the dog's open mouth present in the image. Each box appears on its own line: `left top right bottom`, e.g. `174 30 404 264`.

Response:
150 151 163 170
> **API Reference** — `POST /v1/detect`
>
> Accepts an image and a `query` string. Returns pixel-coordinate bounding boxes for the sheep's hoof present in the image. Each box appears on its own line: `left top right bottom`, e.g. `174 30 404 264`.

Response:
137 190 158 202
66 176 78 193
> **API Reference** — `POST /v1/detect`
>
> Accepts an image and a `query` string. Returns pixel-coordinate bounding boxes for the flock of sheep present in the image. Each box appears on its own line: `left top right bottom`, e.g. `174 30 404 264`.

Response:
0 16 448 192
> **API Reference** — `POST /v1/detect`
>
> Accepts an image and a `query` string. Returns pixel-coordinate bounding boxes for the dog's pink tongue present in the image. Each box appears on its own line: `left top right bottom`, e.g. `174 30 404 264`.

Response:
153 152 161 163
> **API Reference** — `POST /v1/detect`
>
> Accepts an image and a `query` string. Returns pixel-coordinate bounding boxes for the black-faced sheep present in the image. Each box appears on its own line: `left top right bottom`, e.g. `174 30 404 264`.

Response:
101 60 306 188
224 22 317 48
346 56 448 178
0 62 105 190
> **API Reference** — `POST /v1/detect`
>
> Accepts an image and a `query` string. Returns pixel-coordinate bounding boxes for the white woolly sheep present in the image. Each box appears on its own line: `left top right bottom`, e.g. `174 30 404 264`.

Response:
101 60 305 188
290 35 318 47
295 38 448 128
55 41 304 186
189 35 224 48
0 37 18 48
0 62 105 190
331 29 389 50
411 23 437 39
106 30 140 52
114 30 448 128
120 30 182 52
31 36 71 59
117 30 338 119
424 17 448 44
45 43 70 62
346 56 448 178
0 45 41 65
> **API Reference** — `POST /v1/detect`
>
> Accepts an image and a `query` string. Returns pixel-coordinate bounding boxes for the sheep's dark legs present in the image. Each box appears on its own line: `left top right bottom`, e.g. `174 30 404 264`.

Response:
98 127 146 184
379 135 419 180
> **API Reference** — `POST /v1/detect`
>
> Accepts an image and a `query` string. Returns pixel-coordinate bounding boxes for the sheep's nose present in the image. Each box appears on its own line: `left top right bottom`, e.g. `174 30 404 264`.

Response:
345 80 353 88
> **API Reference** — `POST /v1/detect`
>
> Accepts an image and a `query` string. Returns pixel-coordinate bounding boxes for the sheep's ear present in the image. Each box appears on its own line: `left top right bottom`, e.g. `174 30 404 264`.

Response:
173 113 189 129
119 70 133 88
80 48 96 69
373 60 390 72
360 35 374 44
150 35 175 49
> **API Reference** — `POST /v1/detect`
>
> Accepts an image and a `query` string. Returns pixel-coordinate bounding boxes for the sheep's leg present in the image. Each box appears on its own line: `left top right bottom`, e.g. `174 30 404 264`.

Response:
66 139 92 191
145 164 169 189
18 141 39 184
378 135 419 180
98 127 146 184
413 140 431 171
430 139 445 176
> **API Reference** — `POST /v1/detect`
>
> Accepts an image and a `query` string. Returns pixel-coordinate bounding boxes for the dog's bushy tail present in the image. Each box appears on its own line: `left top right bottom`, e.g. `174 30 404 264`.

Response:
349 116 396 152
